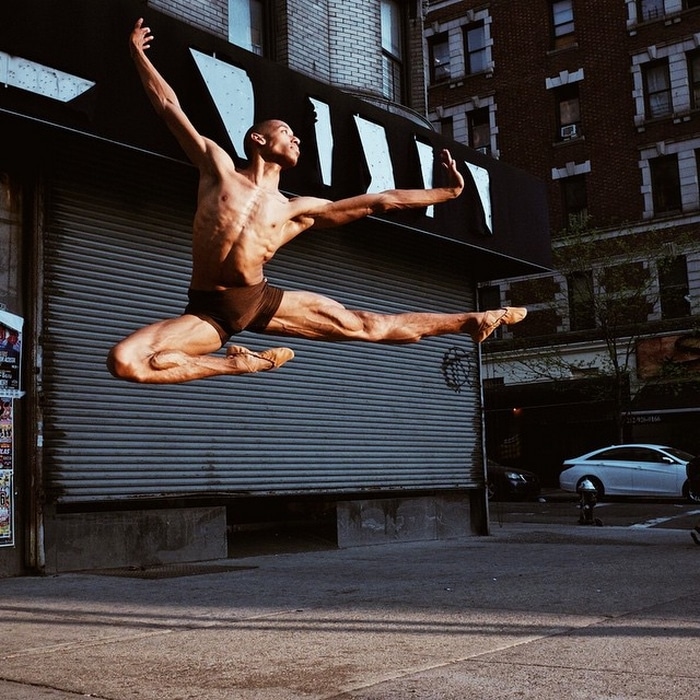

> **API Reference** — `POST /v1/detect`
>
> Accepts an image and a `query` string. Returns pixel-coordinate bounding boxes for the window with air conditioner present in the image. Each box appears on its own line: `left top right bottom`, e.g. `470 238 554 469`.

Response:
560 123 579 139
555 84 581 141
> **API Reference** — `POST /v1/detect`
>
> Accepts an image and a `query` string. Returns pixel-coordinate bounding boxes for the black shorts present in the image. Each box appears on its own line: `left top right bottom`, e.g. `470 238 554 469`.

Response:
185 279 284 344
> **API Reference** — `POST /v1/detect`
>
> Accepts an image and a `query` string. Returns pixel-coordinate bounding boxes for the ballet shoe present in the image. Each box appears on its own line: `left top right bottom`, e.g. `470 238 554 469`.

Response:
226 345 294 371
471 307 528 343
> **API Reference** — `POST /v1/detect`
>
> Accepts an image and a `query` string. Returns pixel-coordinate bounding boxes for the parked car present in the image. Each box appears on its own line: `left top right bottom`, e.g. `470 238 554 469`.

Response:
559 444 698 501
487 461 541 501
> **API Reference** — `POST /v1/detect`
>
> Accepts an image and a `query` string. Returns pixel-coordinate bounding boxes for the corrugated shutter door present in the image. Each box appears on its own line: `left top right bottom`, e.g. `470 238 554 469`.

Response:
42 147 482 503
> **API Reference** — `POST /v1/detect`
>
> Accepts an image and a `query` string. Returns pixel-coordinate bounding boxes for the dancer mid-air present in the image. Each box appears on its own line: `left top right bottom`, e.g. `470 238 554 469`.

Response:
107 19 527 384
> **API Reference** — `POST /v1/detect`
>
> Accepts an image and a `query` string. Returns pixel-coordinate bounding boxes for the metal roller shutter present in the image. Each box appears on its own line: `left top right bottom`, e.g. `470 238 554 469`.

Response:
42 145 482 503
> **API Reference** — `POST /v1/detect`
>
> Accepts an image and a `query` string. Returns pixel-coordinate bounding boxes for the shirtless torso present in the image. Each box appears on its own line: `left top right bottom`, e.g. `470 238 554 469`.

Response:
106 18 527 385
189 143 300 290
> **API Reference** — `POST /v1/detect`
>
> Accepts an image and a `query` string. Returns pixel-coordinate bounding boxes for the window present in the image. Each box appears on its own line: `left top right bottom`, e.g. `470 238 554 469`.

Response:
464 22 488 75
556 84 581 140
599 447 664 462
599 261 651 326
228 0 265 56
649 154 681 214
561 175 588 230
551 0 575 49
592 448 634 461
643 60 672 118
637 0 665 21
658 256 691 319
428 33 450 83
634 448 668 463
568 270 596 331
479 285 501 310
436 116 454 141
468 108 491 154
688 51 700 109
381 0 405 103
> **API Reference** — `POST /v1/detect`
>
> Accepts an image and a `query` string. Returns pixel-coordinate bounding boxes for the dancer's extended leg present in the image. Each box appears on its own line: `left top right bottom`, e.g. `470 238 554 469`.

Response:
265 290 527 344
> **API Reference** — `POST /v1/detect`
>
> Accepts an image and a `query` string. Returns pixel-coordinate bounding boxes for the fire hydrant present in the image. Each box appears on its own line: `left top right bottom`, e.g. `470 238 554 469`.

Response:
577 479 602 526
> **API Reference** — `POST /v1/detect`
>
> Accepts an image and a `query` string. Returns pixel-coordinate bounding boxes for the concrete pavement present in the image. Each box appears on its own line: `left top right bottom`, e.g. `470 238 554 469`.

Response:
1 522 699 699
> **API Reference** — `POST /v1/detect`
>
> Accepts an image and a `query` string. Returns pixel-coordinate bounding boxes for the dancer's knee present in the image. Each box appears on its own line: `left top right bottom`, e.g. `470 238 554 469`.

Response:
106 344 126 379
106 343 148 383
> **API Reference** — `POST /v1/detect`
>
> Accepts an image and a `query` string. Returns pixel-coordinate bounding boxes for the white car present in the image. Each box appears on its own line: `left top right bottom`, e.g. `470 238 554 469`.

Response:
559 444 697 501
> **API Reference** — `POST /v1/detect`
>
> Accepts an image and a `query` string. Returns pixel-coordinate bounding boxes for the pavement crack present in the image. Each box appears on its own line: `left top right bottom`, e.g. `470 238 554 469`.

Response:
0 676 114 699
0 628 177 661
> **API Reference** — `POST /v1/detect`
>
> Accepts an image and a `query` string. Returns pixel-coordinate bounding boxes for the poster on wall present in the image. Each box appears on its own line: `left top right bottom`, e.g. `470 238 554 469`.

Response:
0 307 22 547
0 469 12 546
0 399 13 546
636 333 700 380
0 308 22 394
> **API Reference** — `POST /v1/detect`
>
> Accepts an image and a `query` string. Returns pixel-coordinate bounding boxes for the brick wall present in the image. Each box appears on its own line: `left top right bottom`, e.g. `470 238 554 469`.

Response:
326 0 383 94
284 0 332 82
425 0 700 232
149 0 227 38
149 1 427 114
427 0 700 349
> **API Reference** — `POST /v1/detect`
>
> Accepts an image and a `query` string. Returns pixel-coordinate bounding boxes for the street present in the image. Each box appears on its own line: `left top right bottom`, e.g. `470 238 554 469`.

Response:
2 512 700 700
490 491 700 532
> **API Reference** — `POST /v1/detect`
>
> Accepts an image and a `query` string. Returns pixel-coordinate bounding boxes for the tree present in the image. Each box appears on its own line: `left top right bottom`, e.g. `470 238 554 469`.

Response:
503 218 697 442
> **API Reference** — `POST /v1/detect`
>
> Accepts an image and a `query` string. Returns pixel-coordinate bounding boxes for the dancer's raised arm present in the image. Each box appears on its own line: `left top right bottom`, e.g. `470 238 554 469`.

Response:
292 149 464 230
129 18 215 168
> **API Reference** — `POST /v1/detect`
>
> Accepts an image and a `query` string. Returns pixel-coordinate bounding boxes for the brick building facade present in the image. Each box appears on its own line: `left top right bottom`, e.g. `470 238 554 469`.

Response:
151 0 430 119
425 0 700 483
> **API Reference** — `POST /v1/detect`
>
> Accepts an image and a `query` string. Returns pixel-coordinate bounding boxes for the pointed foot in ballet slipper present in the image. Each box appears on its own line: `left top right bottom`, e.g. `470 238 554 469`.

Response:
226 345 295 372
257 347 295 369
472 307 528 343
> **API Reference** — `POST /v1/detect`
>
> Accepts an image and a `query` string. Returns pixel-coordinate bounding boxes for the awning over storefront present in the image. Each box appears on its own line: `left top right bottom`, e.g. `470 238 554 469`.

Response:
0 0 551 281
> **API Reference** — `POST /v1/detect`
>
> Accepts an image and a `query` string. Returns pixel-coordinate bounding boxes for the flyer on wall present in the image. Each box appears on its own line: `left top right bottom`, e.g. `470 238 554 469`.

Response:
0 307 22 547
1 370 15 546
0 469 12 546
0 308 22 395
0 397 13 545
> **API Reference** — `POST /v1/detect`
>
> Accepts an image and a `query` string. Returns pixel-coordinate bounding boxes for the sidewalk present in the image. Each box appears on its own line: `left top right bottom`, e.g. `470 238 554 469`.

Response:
1 522 699 699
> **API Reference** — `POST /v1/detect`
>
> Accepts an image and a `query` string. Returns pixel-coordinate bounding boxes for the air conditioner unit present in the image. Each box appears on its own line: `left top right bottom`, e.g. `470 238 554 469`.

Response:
561 123 579 139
